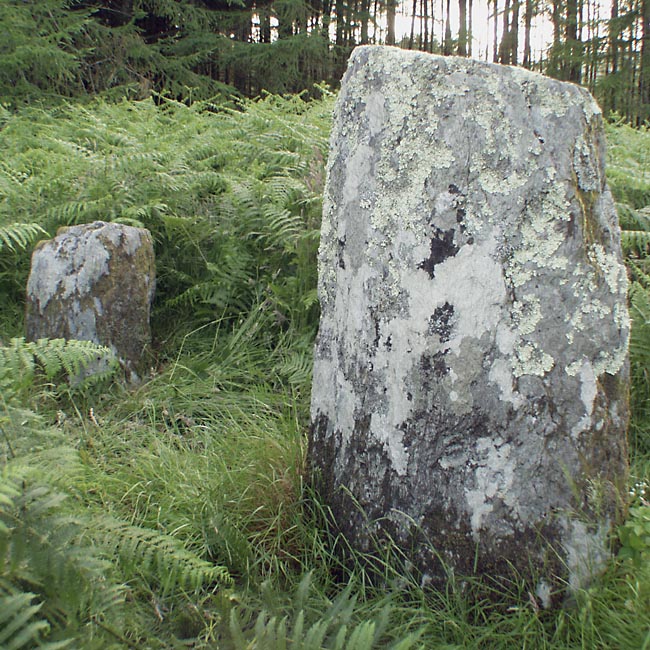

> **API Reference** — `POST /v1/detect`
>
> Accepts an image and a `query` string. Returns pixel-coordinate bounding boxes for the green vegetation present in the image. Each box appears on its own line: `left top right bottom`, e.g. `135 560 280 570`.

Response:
1 95 650 648
3 0 650 124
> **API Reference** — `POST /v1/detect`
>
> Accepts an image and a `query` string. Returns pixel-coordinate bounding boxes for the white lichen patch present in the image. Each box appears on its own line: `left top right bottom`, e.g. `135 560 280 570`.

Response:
512 295 543 336
506 192 571 288
343 144 373 204
28 229 111 311
365 91 386 137
565 297 612 345
432 236 507 353
593 347 628 377
431 145 455 169
578 359 597 416
513 342 555 377
488 358 524 406
539 86 572 118
562 518 611 592
573 133 601 192
465 437 515 540
371 412 411 476
588 243 629 295
478 168 528 196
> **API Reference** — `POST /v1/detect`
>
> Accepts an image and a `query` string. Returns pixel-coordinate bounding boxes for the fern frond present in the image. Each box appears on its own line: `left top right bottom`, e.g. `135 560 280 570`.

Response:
119 202 168 226
275 350 313 387
630 281 650 361
263 205 304 250
0 338 118 403
45 195 115 225
92 518 232 594
0 468 127 645
228 574 424 649
0 338 37 400
622 230 650 255
0 586 69 650
0 223 47 252
29 338 118 386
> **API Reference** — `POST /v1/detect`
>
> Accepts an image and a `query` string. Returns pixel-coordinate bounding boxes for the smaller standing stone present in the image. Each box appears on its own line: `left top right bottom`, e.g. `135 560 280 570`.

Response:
26 221 155 381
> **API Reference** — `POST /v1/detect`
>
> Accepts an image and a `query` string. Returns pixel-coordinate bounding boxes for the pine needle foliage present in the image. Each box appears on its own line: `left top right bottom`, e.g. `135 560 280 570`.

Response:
0 0 238 106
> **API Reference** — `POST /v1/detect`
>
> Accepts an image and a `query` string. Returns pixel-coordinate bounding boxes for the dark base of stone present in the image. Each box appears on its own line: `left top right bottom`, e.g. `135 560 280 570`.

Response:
309 412 622 609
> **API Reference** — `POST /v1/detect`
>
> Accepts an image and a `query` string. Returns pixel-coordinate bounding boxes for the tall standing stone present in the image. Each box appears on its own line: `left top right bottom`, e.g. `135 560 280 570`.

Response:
310 46 629 603
26 221 155 381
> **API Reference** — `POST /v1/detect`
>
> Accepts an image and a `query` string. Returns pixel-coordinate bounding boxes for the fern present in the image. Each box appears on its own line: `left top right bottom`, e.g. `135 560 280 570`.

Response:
0 436 232 647
228 574 424 649
0 586 70 650
1 93 331 348
92 518 232 594
0 466 126 648
0 223 47 252
0 338 118 404
607 123 650 453
623 229 650 255
618 203 650 257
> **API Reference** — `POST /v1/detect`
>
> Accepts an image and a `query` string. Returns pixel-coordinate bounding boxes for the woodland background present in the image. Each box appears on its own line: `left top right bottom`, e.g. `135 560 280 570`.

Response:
3 0 650 123
2 1 650 648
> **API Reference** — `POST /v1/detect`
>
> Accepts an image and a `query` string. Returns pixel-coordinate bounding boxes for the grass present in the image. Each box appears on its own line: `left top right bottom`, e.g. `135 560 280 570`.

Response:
0 96 650 648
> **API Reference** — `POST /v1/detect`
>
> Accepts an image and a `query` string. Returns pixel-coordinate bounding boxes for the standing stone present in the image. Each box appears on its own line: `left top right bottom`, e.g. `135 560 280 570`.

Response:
26 221 155 381
310 46 629 604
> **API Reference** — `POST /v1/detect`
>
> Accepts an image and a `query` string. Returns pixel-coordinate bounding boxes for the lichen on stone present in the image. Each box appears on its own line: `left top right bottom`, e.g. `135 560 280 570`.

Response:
310 45 629 602
26 221 155 382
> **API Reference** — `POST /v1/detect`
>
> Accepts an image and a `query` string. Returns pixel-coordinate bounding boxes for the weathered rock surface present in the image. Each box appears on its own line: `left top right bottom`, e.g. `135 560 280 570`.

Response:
26 221 155 381
309 46 629 603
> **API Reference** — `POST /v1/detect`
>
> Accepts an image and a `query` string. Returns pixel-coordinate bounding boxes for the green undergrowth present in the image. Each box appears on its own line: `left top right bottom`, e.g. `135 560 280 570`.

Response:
0 98 650 647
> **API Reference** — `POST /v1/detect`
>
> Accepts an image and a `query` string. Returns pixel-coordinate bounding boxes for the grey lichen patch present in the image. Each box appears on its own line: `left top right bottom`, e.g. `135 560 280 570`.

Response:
561 518 613 592
310 45 629 601
26 221 155 381
29 229 111 311
574 132 602 192
464 437 516 540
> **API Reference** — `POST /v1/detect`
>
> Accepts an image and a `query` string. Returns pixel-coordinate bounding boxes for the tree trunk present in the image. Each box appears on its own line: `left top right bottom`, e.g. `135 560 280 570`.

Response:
492 0 500 62
322 0 334 41
547 0 562 78
360 0 371 43
523 0 533 67
424 0 430 50
458 0 468 55
565 0 583 82
498 0 511 63
386 0 398 45
409 0 418 48
639 0 650 122
511 0 520 65
444 0 452 54
468 0 473 55
335 0 345 44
